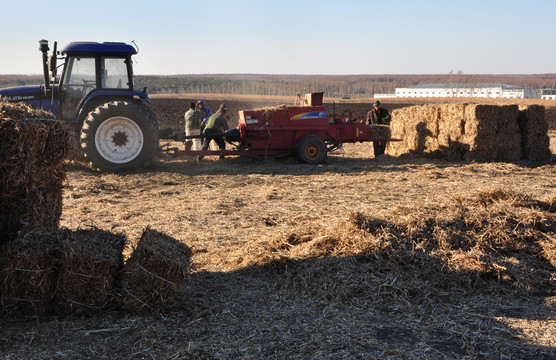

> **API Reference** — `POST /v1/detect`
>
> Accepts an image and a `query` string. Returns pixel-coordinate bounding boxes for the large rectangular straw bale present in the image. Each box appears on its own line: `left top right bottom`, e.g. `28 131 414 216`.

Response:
1 231 59 316
0 102 76 245
54 228 126 315
419 105 440 137
495 105 520 135
438 104 465 139
387 103 522 162
545 106 556 130
464 105 497 137
119 228 191 313
519 105 547 135
518 105 551 162
387 106 426 156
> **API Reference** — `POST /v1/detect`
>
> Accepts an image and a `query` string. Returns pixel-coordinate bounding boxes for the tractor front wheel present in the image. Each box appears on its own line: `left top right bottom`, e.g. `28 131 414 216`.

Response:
80 100 159 171
295 135 327 164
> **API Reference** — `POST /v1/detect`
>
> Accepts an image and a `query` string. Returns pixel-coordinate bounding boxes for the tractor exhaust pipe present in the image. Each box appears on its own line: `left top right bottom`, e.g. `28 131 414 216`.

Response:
39 39 50 91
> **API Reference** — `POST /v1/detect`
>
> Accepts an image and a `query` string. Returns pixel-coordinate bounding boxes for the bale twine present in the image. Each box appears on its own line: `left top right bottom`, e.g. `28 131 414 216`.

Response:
54 228 126 315
0 102 76 245
119 228 191 313
518 105 551 162
386 104 523 162
0 231 59 316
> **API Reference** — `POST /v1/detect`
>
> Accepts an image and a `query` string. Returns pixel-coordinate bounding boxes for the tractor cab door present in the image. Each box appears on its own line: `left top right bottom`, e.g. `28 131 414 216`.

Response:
59 56 96 121
100 57 132 90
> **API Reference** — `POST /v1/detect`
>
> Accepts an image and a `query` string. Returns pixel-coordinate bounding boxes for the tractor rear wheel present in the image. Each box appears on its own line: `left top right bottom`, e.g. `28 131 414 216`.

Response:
295 135 327 164
80 100 159 171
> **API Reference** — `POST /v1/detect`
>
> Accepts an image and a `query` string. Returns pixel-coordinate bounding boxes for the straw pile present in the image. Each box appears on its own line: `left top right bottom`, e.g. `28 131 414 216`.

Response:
119 227 191 313
235 189 555 299
54 228 126 315
518 105 552 162
252 104 287 121
387 104 528 162
0 101 75 245
0 231 59 316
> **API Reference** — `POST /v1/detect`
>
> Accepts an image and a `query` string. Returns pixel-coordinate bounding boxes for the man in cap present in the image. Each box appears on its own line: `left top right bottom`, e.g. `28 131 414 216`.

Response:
366 100 391 156
197 104 230 161
184 102 201 151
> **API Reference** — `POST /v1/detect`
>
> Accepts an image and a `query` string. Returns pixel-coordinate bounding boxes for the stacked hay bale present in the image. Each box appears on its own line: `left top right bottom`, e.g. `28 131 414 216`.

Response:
1 228 127 316
1 227 192 316
387 104 524 162
0 231 59 316
0 102 75 245
119 228 191 313
464 105 521 162
54 228 126 315
0 102 192 316
518 105 552 162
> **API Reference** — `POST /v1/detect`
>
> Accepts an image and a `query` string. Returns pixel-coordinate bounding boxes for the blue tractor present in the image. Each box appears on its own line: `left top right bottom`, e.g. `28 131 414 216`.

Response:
0 40 159 171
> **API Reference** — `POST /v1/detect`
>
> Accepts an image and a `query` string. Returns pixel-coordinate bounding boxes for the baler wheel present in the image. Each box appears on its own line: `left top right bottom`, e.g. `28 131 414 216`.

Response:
295 135 327 164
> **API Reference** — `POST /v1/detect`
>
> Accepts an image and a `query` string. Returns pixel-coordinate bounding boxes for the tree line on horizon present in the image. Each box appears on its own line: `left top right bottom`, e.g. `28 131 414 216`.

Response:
1 73 554 98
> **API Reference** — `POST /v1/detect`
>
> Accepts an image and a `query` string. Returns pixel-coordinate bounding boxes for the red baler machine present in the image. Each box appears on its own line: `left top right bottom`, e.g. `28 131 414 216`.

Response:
165 92 399 164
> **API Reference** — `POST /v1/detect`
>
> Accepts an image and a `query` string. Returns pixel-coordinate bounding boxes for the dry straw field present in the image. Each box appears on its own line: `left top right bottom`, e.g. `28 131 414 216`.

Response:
1 97 556 359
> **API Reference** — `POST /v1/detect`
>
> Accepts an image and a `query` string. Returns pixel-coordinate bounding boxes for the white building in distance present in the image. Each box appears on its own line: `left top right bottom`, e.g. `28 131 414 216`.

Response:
541 89 556 100
375 83 539 99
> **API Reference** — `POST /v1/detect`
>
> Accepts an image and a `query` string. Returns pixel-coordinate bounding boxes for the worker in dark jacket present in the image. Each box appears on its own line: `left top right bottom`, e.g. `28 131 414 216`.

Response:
197 104 229 161
197 100 212 129
366 100 391 156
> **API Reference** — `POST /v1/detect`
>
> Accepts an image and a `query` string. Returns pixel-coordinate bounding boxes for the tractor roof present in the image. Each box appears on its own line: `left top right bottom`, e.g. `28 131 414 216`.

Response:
61 42 137 55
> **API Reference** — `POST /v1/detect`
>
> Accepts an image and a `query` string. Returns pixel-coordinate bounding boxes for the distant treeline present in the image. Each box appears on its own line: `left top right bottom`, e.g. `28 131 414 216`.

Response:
1 73 554 98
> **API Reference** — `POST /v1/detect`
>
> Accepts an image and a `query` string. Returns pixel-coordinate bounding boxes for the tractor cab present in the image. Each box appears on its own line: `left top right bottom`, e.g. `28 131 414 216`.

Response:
46 41 140 122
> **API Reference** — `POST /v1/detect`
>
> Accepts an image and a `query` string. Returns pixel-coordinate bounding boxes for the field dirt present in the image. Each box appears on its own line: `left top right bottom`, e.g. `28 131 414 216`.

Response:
1 96 555 359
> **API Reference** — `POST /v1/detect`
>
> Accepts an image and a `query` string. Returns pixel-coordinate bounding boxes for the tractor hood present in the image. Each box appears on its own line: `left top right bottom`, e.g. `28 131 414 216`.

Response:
0 85 44 102
0 85 59 116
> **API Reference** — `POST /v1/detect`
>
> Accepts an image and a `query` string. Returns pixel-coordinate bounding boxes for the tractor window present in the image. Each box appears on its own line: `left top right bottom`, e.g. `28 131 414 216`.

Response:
101 57 130 89
60 56 96 120
63 57 96 89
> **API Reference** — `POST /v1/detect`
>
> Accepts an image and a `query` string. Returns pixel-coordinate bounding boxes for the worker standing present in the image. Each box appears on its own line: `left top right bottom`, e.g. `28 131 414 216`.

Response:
366 100 391 156
197 104 229 161
197 100 212 131
197 100 216 150
184 102 201 151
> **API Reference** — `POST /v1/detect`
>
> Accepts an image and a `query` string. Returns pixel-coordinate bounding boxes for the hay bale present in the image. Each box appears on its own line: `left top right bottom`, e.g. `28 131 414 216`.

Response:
387 106 427 157
438 103 466 138
0 101 75 245
54 228 126 315
119 228 191 313
387 104 522 162
0 231 59 316
369 124 391 139
518 105 551 162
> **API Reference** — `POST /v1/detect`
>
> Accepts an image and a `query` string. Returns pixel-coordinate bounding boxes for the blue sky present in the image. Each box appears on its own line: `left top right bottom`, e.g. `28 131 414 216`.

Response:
1 0 554 75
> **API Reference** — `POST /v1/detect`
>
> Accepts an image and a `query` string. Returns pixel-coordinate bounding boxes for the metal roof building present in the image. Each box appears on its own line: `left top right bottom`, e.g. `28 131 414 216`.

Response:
391 83 538 99
541 89 556 100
